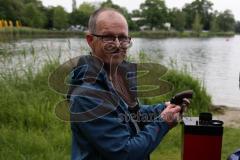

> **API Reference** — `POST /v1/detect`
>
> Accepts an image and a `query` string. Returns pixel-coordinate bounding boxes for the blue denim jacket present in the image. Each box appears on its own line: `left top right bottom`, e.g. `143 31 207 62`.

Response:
69 56 169 160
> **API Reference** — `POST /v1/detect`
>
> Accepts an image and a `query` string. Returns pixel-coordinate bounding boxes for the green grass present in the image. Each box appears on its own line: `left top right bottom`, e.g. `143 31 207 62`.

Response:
136 51 211 115
0 59 71 160
0 27 85 41
0 28 234 41
140 68 211 115
0 50 239 159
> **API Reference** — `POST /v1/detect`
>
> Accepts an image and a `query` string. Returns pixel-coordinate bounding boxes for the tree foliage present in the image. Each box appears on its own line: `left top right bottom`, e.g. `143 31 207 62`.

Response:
216 10 235 32
0 0 237 32
22 3 46 28
140 0 167 29
53 6 68 29
0 0 23 22
43 7 54 29
192 12 203 34
69 2 95 27
210 13 219 32
168 8 185 32
235 21 240 33
183 0 213 30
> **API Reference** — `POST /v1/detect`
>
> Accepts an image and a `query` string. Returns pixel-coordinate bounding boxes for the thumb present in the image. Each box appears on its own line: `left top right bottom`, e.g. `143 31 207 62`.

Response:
171 105 181 113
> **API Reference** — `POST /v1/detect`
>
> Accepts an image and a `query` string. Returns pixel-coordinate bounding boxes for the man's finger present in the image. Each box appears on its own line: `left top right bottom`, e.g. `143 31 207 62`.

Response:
166 104 177 109
171 105 181 113
165 101 170 106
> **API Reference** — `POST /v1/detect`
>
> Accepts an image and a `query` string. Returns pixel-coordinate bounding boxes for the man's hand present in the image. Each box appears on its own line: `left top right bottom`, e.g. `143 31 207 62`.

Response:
161 98 191 128
161 102 181 128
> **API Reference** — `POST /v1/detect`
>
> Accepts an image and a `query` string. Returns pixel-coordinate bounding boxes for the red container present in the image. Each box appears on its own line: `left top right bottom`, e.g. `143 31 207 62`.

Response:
182 117 223 160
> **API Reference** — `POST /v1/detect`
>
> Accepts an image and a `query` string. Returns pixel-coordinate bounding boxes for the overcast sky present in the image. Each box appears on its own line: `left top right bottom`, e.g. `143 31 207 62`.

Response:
40 0 240 21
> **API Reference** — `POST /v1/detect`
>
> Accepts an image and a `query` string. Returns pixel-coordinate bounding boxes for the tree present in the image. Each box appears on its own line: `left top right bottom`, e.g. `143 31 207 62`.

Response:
175 11 185 32
192 12 203 34
210 15 219 32
69 2 95 27
22 3 47 28
53 6 69 29
217 10 235 32
131 9 141 17
168 8 185 32
101 0 120 9
183 0 213 30
119 7 139 31
0 0 24 22
0 0 49 28
130 10 144 30
140 0 167 30
69 10 82 26
22 0 43 8
79 2 95 27
235 21 240 33
43 7 55 29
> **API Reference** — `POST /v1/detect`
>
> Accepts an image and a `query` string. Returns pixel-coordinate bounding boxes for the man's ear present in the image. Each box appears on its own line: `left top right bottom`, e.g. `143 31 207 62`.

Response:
86 34 94 48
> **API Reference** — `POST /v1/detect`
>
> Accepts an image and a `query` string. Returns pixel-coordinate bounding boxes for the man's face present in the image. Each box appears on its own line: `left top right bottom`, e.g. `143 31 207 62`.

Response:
87 11 129 64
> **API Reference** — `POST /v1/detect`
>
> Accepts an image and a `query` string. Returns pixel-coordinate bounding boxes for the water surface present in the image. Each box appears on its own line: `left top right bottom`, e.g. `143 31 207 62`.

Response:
1 36 239 107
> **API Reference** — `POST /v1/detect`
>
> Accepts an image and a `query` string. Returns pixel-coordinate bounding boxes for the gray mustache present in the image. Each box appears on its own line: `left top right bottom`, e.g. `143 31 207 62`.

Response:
103 43 131 53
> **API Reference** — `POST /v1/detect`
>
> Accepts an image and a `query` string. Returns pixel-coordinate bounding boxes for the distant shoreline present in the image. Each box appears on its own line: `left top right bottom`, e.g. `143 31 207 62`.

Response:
130 31 235 38
212 105 240 128
212 104 240 111
0 27 235 39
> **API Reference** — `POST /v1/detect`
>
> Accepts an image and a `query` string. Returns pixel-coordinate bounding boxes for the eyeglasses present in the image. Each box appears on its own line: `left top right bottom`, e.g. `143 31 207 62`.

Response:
91 34 131 44
91 34 132 53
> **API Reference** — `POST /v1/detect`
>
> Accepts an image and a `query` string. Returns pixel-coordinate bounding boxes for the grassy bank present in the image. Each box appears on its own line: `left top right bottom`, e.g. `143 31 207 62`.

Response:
0 52 238 159
133 51 211 115
139 68 211 115
0 60 70 159
0 27 235 41
130 30 235 38
0 27 85 40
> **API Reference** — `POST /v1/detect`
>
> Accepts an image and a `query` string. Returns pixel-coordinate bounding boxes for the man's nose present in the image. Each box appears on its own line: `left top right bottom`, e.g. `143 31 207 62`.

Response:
114 37 121 47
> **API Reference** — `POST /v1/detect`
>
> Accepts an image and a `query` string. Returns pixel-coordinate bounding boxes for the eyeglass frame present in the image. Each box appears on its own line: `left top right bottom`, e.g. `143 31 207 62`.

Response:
91 34 132 44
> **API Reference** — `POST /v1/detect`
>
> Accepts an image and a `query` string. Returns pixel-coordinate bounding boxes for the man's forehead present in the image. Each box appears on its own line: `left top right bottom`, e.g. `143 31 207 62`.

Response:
96 11 127 27
97 10 124 21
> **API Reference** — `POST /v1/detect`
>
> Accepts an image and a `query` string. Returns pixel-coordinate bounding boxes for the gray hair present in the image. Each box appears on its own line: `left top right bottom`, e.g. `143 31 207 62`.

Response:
88 8 125 34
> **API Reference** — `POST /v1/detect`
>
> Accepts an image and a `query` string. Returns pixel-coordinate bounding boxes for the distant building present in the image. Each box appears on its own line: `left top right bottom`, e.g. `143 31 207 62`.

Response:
132 17 145 21
163 23 171 31
140 25 150 31
132 17 172 31
67 25 85 31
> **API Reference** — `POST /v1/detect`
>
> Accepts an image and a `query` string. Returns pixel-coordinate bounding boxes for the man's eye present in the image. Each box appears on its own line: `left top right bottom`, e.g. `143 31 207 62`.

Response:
102 36 115 41
118 36 128 41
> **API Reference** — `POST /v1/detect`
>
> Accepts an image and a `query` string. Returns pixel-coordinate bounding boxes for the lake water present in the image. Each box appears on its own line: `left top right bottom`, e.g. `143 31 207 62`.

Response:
1 36 240 108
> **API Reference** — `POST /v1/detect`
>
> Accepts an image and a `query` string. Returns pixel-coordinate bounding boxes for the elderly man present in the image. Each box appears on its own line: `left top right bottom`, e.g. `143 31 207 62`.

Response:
69 8 184 160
